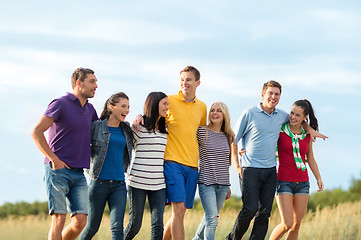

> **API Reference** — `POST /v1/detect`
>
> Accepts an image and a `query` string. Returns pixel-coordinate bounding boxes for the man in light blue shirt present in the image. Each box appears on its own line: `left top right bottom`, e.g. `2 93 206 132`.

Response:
235 104 288 169
226 80 325 240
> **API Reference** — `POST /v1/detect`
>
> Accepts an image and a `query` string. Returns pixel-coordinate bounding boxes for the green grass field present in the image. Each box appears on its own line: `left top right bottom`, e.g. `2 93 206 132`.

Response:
1 200 360 240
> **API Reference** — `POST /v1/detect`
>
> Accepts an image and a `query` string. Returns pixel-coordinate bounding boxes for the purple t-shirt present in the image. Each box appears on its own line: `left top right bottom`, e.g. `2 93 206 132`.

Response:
44 92 98 168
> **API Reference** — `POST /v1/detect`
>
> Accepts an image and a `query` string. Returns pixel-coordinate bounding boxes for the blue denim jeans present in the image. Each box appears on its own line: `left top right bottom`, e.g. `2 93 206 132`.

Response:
124 186 166 240
79 179 127 240
227 167 277 240
44 163 88 216
193 184 229 240
276 180 310 196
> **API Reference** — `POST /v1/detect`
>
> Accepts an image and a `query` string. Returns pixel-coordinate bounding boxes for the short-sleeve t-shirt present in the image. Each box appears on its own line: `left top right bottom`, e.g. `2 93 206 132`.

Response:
233 104 289 168
164 91 207 167
44 92 98 168
197 126 230 186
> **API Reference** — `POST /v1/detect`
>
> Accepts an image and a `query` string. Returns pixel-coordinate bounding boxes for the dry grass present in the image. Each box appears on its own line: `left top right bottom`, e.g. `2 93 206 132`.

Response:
1 200 360 240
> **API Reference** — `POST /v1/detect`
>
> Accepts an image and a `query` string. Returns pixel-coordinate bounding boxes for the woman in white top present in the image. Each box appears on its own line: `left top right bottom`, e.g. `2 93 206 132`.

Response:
124 92 168 240
193 102 233 240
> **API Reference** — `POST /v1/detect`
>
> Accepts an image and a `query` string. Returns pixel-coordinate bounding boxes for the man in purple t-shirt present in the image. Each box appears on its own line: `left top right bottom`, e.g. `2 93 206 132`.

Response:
32 67 98 240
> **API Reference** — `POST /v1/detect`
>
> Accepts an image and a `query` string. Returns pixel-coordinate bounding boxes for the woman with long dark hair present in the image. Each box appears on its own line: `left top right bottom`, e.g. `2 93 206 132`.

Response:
124 92 168 240
80 92 133 240
270 99 324 240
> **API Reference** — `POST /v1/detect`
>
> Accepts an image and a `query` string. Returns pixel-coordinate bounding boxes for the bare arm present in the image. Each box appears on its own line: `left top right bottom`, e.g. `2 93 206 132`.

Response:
132 114 144 131
231 143 242 178
32 115 69 169
231 130 236 144
225 187 231 200
302 121 328 142
306 140 324 192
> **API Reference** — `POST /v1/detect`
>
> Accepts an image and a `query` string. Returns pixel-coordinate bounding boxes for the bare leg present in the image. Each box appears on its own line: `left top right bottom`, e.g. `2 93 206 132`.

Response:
269 195 294 240
49 214 66 240
286 195 308 240
62 214 87 240
163 215 173 240
163 202 186 240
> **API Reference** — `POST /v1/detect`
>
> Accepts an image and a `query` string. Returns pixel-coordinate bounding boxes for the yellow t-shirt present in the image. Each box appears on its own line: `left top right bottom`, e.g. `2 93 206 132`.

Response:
164 91 207 167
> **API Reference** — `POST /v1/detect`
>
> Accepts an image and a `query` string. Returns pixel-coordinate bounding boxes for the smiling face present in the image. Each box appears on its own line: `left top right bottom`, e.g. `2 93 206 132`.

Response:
209 103 224 126
158 97 169 118
180 71 200 98
261 86 281 111
109 98 130 123
289 104 307 128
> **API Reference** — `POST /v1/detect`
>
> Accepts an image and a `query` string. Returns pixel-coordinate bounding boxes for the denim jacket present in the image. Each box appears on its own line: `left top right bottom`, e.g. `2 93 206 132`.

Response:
88 119 133 180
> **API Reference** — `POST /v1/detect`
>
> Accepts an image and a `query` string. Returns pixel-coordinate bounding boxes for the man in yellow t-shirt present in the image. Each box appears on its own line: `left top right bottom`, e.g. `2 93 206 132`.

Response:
162 66 207 240
134 66 206 240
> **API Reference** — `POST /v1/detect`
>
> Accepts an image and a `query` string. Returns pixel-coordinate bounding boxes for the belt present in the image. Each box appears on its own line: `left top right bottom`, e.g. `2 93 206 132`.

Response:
97 179 125 184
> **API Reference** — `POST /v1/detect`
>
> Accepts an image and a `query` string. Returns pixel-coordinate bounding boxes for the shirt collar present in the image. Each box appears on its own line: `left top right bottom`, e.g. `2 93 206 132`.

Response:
177 90 197 102
257 103 278 115
66 92 88 105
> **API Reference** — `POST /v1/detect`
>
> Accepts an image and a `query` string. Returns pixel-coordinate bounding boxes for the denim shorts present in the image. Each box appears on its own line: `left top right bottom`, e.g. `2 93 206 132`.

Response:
164 161 199 209
276 180 310 196
44 163 88 216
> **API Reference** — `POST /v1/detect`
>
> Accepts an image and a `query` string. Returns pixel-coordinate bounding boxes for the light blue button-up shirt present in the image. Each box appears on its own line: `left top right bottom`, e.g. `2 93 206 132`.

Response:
234 103 289 168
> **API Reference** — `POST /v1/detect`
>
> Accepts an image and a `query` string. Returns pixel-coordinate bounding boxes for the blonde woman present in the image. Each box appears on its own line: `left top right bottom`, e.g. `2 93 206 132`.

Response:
193 102 233 240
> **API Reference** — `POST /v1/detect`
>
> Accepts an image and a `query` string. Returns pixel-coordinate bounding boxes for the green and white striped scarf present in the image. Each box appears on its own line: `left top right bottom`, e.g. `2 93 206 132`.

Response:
281 123 308 171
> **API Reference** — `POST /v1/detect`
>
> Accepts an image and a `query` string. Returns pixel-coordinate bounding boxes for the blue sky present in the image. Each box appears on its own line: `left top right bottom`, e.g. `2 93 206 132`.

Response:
0 0 360 204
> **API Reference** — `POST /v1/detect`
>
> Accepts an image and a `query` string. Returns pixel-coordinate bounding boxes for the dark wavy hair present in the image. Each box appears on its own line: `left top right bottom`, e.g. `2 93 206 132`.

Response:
294 99 319 131
142 92 168 134
100 92 129 120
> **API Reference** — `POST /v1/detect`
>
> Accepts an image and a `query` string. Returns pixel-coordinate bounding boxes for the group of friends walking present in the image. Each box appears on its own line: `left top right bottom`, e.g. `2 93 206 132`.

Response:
32 65 326 240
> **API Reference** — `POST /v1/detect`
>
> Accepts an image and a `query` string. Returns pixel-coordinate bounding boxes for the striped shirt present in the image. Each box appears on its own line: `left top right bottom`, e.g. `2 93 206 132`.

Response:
127 125 167 190
197 126 231 186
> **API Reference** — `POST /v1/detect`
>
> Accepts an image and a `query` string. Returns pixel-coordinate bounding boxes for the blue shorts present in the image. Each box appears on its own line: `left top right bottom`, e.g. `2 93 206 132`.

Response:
45 163 88 216
276 180 310 196
164 161 199 209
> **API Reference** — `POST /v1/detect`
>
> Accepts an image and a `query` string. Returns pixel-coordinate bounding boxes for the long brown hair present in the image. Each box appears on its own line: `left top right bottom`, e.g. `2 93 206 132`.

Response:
142 92 168 134
100 92 129 120
294 99 319 131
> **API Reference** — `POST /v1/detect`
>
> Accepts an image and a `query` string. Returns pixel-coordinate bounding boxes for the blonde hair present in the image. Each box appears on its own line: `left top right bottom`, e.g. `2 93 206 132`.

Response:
207 102 232 164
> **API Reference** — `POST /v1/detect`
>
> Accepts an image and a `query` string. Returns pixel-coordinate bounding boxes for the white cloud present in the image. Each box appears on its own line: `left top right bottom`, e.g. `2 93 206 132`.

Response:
309 9 359 27
319 105 334 114
0 18 201 46
18 168 29 174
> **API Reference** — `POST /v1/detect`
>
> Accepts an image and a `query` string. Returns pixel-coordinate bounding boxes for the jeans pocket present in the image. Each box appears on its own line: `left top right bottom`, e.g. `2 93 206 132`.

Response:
165 179 175 186
51 167 66 172
276 180 287 191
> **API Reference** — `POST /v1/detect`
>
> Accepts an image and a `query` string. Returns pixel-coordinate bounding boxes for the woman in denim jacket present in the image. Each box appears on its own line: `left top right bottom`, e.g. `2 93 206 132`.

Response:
80 92 133 240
